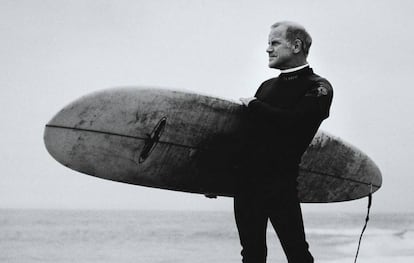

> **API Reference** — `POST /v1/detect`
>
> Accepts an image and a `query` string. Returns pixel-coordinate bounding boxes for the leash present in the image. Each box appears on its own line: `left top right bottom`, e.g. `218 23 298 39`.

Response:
353 183 373 263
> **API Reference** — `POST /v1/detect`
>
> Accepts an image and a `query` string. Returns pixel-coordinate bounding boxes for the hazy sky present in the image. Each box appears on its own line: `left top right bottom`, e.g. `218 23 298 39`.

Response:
1 0 413 213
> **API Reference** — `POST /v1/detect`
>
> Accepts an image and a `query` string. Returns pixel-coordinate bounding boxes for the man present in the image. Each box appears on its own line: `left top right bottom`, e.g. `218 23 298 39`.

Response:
236 21 333 263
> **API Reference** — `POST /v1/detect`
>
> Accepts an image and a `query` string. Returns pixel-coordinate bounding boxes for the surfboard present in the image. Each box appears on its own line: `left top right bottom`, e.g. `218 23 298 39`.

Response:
43 88 382 203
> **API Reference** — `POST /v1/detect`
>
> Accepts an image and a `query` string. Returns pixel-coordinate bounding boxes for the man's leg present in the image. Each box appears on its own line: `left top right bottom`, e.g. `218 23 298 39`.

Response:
234 193 268 263
268 189 313 263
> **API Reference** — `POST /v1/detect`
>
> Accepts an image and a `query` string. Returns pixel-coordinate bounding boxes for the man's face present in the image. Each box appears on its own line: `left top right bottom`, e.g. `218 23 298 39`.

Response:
267 26 295 69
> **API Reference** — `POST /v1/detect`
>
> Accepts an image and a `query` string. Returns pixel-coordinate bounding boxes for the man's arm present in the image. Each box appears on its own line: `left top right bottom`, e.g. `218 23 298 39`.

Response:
241 81 333 127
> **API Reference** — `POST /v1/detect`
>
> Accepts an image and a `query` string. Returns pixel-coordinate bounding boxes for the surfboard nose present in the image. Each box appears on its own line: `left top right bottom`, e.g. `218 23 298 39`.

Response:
44 124 70 169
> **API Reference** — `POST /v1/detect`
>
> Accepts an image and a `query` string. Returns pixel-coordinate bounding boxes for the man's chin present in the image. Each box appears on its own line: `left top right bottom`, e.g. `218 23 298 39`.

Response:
268 62 279 69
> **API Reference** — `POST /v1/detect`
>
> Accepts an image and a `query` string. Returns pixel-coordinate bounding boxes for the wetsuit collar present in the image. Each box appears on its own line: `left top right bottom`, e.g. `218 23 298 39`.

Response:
280 64 309 74
279 65 312 81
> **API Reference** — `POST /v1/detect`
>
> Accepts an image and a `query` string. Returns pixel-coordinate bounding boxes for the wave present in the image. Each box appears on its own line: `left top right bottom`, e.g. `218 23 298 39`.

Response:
305 227 413 237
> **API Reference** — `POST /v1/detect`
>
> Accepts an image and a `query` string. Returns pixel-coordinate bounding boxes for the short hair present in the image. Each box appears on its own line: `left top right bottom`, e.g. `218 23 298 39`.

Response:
271 21 312 57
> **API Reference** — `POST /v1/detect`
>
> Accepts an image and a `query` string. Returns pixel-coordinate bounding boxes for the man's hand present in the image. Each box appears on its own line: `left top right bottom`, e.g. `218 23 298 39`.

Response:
239 97 257 106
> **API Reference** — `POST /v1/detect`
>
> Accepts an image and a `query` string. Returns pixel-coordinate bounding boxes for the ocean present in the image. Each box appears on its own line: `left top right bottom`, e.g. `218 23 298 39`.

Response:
1 210 413 263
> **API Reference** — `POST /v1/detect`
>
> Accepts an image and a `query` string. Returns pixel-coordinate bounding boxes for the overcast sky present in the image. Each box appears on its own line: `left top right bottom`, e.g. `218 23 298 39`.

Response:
1 0 413 213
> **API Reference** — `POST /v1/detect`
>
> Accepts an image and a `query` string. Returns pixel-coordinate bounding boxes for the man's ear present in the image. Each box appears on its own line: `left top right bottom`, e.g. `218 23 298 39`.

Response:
292 39 302 54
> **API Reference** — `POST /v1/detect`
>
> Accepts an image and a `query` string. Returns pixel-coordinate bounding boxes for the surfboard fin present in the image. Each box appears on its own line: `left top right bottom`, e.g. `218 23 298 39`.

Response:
138 117 167 163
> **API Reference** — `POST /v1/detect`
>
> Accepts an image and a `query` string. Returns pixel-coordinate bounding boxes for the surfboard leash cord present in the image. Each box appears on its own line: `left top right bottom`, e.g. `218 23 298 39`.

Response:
353 183 373 263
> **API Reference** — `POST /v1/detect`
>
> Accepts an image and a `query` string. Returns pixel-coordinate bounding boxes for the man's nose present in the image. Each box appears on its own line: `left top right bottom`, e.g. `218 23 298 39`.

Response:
266 45 273 53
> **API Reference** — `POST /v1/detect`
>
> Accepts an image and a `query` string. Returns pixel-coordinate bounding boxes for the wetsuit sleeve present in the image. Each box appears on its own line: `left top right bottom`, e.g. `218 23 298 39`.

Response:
248 80 333 127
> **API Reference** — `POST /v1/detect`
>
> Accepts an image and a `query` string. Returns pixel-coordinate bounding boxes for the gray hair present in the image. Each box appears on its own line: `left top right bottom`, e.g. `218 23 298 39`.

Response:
271 21 312 57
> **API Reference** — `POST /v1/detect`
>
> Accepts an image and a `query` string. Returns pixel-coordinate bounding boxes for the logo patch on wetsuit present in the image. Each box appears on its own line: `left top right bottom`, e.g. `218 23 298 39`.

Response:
306 86 329 97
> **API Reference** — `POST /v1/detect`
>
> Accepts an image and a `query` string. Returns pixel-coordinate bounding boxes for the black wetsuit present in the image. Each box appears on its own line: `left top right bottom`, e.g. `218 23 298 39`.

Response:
234 66 333 263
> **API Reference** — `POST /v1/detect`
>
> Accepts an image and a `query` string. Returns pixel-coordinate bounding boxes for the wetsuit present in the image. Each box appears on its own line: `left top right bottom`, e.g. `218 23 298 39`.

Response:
235 66 333 263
